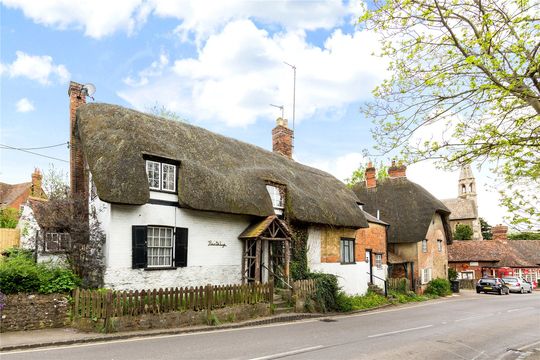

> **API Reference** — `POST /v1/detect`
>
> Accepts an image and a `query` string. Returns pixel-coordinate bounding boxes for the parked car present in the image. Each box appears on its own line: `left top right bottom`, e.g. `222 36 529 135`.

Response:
476 278 510 295
502 277 533 293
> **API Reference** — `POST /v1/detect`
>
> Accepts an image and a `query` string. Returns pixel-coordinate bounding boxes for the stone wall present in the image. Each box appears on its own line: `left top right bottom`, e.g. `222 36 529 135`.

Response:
1 293 70 332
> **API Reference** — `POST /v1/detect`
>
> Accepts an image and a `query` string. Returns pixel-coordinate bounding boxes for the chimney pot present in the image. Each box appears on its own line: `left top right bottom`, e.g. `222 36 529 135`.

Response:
388 161 407 178
365 163 377 188
492 224 508 241
272 117 293 159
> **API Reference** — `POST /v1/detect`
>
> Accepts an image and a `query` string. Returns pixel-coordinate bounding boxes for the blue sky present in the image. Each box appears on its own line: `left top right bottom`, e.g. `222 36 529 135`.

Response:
0 0 507 225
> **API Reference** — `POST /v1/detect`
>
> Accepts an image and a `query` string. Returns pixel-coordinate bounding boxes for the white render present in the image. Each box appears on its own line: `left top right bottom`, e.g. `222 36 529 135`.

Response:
306 227 372 295
95 190 252 290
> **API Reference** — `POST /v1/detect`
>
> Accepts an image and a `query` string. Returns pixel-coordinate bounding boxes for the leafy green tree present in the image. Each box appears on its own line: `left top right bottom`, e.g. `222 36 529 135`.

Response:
507 231 540 240
0 207 19 228
454 224 473 240
360 0 540 229
346 161 389 187
480 218 492 240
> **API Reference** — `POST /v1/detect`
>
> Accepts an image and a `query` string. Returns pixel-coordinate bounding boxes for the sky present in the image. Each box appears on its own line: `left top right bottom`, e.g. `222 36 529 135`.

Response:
0 0 509 226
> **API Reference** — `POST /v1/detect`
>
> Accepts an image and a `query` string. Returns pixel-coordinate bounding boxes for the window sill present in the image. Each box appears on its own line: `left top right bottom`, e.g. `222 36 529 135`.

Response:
340 262 356 265
144 267 177 271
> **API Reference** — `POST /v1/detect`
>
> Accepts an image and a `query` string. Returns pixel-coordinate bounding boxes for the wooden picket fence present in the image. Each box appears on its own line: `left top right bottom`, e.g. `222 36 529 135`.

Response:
292 279 316 298
387 277 411 292
72 282 273 321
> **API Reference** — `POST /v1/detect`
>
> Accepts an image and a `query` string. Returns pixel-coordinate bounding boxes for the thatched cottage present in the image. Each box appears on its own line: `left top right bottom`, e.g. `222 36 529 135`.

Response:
67 81 384 293
353 162 453 292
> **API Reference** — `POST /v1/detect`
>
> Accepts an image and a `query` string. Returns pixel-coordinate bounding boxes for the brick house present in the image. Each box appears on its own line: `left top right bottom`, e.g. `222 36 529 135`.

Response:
0 169 46 210
448 225 540 286
67 81 378 293
353 162 453 292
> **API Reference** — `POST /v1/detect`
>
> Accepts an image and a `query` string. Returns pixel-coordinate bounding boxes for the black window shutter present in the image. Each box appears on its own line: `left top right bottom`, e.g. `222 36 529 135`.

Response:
175 227 188 267
132 226 147 269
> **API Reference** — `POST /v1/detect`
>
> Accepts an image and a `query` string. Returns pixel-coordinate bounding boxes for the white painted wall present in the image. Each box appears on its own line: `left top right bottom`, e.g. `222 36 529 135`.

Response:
306 227 371 295
103 200 252 290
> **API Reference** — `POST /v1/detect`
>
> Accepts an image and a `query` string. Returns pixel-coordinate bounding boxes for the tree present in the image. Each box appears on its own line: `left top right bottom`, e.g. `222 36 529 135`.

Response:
454 224 473 240
42 164 69 200
507 231 540 240
346 161 389 187
146 103 188 123
360 0 540 228
480 217 492 240
0 208 19 228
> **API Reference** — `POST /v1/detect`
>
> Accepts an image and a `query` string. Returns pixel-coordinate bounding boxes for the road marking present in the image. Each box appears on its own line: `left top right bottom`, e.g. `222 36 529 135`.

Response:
367 324 433 338
455 314 491 322
248 345 324 360
471 350 486 360
507 307 534 313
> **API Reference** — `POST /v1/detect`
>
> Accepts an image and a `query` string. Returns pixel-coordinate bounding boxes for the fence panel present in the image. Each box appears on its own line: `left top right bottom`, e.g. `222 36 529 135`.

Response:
459 279 476 289
387 277 411 292
0 228 20 252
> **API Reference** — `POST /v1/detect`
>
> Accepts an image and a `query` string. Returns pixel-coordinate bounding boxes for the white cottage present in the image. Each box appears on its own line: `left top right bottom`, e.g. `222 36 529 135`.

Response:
68 81 378 293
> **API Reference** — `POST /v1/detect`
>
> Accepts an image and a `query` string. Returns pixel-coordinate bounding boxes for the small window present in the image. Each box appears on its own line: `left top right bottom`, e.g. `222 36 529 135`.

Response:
422 239 428 253
266 185 284 216
375 254 383 269
421 268 432 284
437 239 443 252
44 232 70 253
147 226 173 268
340 238 355 264
146 160 176 192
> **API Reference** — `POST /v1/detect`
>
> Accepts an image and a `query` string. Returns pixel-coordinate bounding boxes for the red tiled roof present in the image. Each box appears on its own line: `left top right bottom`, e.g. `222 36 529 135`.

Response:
0 182 31 207
448 240 540 267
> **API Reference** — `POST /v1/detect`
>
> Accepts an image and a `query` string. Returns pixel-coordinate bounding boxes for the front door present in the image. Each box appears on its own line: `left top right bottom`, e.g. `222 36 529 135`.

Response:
366 250 373 284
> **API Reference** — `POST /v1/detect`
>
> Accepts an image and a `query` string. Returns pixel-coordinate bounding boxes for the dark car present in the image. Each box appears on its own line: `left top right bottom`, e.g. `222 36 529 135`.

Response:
476 278 510 295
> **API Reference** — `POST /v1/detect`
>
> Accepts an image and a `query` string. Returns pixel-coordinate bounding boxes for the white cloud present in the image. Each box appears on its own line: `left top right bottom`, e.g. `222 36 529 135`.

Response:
299 152 366 183
15 97 35 112
118 20 386 127
1 0 149 38
1 51 70 85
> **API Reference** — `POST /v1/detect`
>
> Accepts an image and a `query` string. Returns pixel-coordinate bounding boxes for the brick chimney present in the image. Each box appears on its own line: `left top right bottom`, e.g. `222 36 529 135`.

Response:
68 81 88 200
492 224 508 241
30 168 43 198
365 162 376 188
388 160 407 178
272 117 293 159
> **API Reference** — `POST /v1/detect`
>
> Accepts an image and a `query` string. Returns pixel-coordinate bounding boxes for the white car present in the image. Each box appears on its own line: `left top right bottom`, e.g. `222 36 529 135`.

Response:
502 277 533 293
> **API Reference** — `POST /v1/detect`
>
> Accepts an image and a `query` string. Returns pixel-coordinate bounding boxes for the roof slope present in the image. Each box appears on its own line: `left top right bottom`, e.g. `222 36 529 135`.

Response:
353 177 452 244
77 103 368 228
441 198 477 220
448 240 540 267
0 182 30 207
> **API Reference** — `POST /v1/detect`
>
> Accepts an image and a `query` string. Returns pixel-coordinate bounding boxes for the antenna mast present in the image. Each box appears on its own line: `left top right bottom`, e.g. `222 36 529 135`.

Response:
270 104 284 119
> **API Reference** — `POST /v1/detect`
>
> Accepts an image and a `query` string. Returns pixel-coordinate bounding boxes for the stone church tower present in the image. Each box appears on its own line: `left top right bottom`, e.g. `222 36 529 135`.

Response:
442 164 483 240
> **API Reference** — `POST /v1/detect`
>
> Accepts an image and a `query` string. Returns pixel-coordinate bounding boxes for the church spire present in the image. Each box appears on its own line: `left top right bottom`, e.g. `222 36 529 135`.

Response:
458 164 476 201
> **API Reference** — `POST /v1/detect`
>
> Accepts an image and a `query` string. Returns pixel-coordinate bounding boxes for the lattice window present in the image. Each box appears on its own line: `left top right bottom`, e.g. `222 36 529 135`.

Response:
44 232 70 253
147 226 173 267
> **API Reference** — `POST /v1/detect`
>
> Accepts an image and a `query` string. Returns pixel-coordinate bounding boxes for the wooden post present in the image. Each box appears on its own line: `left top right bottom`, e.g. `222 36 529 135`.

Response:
206 284 212 324
104 290 113 333
255 238 262 283
241 240 246 284
284 240 290 284
73 288 80 319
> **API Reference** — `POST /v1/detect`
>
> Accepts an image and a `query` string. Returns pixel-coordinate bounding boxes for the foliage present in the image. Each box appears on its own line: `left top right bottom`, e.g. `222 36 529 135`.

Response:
336 290 389 312
346 161 389 187
424 278 452 297
507 231 540 240
454 224 473 240
0 248 80 294
448 268 458 282
146 103 188 123
388 290 429 304
0 207 19 228
42 164 69 200
480 218 492 240
360 0 540 228
306 272 341 313
289 224 309 281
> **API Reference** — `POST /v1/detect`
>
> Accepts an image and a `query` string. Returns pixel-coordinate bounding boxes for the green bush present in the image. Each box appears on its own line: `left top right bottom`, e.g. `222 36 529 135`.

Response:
336 290 389 312
0 248 80 294
306 272 340 312
454 224 473 240
388 290 429 303
424 278 452 297
0 207 19 228
448 268 458 281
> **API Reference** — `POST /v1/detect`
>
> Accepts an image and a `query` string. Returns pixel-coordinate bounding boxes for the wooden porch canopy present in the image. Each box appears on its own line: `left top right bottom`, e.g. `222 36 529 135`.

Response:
238 215 292 284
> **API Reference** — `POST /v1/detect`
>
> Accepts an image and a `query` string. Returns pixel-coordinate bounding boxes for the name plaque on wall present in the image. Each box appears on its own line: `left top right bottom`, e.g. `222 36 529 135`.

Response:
208 240 227 248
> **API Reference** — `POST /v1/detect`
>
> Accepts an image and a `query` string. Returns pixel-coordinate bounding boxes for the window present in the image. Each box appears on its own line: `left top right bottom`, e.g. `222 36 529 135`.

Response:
459 271 474 280
340 238 355 264
147 226 173 268
146 160 176 192
266 185 284 216
437 239 443 252
132 226 188 269
421 268 432 284
44 232 70 253
375 254 383 269
422 239 428 253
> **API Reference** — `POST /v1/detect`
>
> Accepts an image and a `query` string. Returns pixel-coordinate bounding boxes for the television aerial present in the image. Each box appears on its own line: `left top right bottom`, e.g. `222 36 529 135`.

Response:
81 83 96 101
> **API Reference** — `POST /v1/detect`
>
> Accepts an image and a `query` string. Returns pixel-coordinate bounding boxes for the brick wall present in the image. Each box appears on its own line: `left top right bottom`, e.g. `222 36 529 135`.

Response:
356 222 387 264
272 121 293 158
1 294 70 332
68 81 88 200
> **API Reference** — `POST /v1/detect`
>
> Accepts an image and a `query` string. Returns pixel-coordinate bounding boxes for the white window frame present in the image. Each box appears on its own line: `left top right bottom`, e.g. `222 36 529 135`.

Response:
459 271 475 280
161 163 176 192
437 239 443 252
375 254 383 269
422 239 428 253
44 232 70 253
266 185 284 216
340 238 355 264
146 160 176 192
146 160 161 190
147 226 174 268
421 268 432 284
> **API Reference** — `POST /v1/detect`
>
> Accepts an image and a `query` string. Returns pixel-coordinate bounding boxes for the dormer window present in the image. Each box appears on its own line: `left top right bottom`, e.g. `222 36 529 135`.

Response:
266 185 284 216
146 159 177 192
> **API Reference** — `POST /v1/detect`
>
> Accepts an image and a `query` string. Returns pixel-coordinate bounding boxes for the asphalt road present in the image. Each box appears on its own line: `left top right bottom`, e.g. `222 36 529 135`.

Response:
3 291 540 360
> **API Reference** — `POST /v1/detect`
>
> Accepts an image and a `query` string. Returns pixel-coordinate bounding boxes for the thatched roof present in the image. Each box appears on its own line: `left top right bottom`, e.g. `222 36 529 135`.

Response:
76 103 368 228
353 177 452 244
442 198 477 220
28 198 72 231
448 240 540 268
